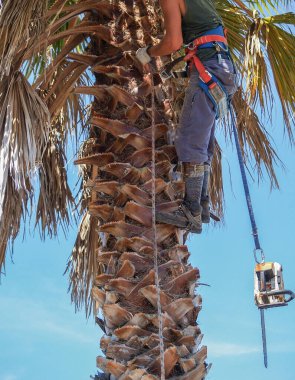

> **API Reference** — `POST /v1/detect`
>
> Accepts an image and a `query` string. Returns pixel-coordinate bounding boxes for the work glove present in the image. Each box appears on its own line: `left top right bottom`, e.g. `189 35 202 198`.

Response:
136 46 152 65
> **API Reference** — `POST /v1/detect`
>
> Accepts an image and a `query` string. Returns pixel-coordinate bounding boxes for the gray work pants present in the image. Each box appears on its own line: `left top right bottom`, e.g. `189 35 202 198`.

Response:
175 57 237 164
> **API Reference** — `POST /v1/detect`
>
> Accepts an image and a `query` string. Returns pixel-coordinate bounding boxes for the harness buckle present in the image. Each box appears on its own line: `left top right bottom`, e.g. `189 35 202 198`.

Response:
184 41 196 50
160 69 174 81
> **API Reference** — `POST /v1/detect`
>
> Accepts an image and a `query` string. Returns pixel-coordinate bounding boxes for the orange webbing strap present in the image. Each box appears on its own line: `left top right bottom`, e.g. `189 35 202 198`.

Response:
192 56 215 87
184 49 214 86
183 34 228 87
192 34 228 47
184 50 213 85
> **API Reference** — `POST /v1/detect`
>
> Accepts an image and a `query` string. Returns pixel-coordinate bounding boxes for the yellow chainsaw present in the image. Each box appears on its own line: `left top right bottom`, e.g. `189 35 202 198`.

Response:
254 262 295 309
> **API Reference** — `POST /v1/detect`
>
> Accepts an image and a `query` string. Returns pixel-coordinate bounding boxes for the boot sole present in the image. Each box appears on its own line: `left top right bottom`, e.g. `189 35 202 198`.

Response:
156 211 202 234
209 212 220 222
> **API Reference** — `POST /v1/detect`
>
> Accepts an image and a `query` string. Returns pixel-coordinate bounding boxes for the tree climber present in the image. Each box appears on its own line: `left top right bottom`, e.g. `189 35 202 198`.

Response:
136 0 237 233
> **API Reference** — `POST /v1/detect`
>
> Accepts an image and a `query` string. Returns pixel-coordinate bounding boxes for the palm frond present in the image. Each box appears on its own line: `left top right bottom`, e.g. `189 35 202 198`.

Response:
65 212 101 317
0 176 31 274
232 87 282 187
0 0 99 270
0 71 50 271
247 0 294 14
218 0 295 140
262 17 295 141
35 129 75 239
0 0 47 76
211 141 224 220
243 13 295 140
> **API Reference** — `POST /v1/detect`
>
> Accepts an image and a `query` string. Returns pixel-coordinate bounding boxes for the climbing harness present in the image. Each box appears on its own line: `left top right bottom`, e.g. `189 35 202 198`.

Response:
160 27 231 120
230 105 295 368
151 73 166 380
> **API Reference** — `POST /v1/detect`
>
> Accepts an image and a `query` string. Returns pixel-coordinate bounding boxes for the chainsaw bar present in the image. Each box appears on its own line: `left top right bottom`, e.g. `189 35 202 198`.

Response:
260 309 268 368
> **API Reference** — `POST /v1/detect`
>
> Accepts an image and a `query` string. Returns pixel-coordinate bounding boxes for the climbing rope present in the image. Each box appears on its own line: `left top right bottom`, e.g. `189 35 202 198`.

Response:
151 73 166 380
230 104 265 264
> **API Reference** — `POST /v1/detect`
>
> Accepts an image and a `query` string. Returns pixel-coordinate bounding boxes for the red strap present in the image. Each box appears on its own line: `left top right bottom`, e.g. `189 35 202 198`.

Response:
183 50 215 86
183 34 228 87
183 49 197 61
193 56 215 87
192 34 228 47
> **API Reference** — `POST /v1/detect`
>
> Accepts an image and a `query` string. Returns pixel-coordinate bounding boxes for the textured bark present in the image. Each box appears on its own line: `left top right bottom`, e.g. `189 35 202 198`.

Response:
77 1 209 378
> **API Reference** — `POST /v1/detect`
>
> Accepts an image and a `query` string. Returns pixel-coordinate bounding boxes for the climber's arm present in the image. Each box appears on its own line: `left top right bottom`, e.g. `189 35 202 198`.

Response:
148 0 183 57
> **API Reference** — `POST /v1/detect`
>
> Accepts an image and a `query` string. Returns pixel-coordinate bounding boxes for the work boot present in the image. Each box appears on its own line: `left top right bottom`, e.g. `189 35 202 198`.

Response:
201 164 210 223
183 162 204 233
155 162 204 233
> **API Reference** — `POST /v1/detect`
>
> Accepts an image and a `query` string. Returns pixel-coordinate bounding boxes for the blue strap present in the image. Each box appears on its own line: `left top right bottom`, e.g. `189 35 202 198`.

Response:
199 77 263 254
198 80 217 113
230 104 262 251
198 74 227 120
198 25 227 50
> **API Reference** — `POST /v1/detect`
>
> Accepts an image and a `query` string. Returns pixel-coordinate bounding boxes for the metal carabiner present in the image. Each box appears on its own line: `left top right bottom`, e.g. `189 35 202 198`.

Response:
183 41 196 51
213 41 229 53
254 248 265 264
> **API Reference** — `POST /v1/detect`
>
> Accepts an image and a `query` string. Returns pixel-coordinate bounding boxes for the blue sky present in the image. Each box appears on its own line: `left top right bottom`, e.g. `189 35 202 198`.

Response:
0 114 294 379
193 121 295 379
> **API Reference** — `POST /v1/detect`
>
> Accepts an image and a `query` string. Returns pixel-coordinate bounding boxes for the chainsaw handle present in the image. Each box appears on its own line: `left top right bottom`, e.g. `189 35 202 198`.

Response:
266 289 295 303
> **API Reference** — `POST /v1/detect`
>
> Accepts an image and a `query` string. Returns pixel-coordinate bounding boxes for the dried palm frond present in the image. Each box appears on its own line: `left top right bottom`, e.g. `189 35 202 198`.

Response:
47 62 89 121
0 0 47 76
0 72 49 208
74 136 98 209
211 141 224 220
35 129 75 239
0 71 50 271
217 0 250 66
49 0 68 13
32 53 91 239
65 212 101 317
262 14 295 140
231 88 282 187
0 176 31 274
218 0 295 138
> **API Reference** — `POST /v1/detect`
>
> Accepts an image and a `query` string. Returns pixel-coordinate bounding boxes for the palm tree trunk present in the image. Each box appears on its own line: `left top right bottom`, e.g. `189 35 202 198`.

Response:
77 1 208 378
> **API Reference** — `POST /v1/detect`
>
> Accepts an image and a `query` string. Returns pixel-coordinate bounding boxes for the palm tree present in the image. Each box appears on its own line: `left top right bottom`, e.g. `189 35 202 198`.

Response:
0 0 294 378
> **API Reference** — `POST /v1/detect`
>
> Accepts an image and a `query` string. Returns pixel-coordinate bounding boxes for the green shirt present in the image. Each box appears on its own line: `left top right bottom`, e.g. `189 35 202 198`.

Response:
182 0 223 61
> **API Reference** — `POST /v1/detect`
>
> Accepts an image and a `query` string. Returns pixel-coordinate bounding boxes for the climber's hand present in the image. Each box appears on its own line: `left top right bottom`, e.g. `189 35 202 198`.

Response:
136 46 152 66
